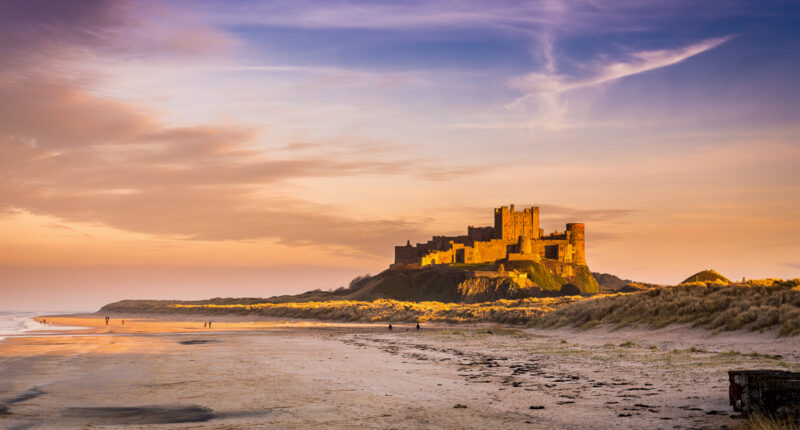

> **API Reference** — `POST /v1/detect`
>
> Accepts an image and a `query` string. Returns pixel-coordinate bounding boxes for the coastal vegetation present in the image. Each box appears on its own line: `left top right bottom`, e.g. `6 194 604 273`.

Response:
534 279 800 335
99 278 800 335
105 296 586 324
100 271 800 335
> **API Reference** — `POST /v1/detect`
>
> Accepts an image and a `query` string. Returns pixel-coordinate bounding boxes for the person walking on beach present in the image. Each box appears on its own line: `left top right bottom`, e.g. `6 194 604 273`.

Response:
208 321 212 328
388 323 392 331
105 315 109 326
121 320 125 326
416 323 420 331
203 321 207 328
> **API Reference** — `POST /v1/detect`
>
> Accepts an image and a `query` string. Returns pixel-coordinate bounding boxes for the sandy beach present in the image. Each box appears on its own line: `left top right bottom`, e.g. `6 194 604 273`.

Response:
0 315 797 429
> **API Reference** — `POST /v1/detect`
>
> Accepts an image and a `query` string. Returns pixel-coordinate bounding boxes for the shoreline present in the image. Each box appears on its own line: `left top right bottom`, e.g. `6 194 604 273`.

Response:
14 313 796 359
33 312 799 345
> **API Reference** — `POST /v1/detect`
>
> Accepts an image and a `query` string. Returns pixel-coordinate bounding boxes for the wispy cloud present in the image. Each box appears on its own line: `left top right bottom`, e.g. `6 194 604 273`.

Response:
500 36 731 131
510 36 731 96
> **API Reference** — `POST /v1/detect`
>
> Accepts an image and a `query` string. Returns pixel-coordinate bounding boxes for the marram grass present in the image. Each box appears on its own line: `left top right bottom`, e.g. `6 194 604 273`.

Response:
168 296 587 324
534 279 800 335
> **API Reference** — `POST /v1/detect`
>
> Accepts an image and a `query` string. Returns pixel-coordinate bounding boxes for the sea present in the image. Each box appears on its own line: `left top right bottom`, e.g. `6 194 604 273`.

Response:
0 311 87 341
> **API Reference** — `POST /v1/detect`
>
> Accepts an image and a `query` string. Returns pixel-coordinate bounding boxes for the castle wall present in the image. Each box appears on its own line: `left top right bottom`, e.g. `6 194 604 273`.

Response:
468 240 510 264
508 252 539 261
421 249 454 266
427 235 470 251
394 244 418 264
541 232 567 240
468 226 494 242
532 239 573 263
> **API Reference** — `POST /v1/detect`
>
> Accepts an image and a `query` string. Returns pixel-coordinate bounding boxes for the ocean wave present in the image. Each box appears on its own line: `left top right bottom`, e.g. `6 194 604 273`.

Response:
0 311 85 341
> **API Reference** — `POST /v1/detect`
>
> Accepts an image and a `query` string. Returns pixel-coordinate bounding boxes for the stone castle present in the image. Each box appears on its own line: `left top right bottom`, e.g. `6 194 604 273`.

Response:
394 205 586 268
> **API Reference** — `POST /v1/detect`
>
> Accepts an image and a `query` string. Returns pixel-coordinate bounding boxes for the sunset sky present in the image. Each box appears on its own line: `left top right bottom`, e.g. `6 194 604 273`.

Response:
1 0 799 310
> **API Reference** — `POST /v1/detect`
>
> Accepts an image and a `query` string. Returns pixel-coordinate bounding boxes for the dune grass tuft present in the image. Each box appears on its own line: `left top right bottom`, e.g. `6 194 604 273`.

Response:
734 413 799 430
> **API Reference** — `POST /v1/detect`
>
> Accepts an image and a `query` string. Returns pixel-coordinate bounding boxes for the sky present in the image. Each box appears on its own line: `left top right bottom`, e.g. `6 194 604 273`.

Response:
1 0 799 311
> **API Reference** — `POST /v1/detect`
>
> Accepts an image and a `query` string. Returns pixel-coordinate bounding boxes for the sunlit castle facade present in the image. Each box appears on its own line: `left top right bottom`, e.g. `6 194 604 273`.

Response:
393 205 585 268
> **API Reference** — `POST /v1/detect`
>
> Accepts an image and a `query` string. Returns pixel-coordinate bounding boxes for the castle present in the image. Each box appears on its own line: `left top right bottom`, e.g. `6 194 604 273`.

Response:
394 205 586 268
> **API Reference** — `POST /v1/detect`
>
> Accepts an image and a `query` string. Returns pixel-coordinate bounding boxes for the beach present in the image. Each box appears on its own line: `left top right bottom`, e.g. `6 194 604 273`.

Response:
0 315 797 429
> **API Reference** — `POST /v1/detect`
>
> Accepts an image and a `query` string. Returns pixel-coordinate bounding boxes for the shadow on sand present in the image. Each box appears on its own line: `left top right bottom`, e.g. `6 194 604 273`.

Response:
61 405 214 424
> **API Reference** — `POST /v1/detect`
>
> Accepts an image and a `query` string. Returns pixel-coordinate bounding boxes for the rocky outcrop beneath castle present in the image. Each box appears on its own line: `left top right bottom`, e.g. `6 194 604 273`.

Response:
504 260 598 295
342 259 598 302
456 277 537 303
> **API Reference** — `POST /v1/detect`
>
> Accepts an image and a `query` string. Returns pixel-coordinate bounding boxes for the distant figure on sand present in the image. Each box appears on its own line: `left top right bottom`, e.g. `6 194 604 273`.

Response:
203 321 207 328
105 316 109 326
416 323 420 331
388 323 392 331
121 320 125 326
208 321 212 328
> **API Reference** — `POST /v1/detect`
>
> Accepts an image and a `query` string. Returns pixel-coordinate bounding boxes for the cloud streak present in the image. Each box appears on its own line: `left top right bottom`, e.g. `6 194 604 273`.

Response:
503 36 731 130
511 36 731 95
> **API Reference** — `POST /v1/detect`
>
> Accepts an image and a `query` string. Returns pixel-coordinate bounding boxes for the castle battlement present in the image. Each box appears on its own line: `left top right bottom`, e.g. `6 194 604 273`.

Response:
393 204 586 267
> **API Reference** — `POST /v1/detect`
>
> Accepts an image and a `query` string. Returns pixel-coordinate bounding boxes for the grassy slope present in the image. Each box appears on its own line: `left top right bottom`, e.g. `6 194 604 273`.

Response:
534 279 800 335
341 266 466 302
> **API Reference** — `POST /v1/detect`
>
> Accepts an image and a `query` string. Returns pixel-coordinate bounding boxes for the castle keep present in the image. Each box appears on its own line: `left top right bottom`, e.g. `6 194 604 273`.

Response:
394 205 586 268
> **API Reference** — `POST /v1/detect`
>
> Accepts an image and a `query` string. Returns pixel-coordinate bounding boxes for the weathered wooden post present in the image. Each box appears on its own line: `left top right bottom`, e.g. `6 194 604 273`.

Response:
729 370 800 418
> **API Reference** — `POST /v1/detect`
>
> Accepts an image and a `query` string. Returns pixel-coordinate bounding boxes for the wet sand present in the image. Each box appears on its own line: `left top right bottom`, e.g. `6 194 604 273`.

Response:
1 315 797 429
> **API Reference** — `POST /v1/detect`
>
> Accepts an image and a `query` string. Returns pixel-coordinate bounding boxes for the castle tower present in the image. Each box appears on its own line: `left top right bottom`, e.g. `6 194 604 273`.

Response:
494 205 540 241
566 223 586 265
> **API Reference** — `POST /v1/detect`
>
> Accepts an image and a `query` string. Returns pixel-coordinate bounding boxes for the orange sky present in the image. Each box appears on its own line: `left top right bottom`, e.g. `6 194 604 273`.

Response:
1 1 799 310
